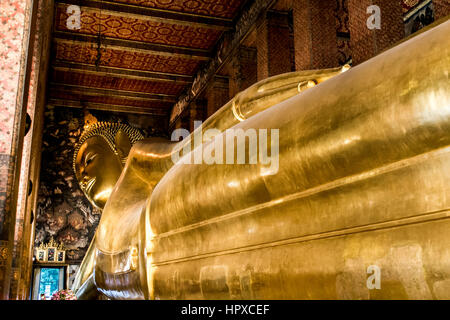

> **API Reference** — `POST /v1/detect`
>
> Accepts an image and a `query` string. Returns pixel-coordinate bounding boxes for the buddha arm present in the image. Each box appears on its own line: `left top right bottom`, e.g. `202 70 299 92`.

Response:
71 234 97 296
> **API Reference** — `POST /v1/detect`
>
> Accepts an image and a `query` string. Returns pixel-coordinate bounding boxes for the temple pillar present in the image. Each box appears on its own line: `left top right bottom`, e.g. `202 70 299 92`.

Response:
256 11 293 81
206 76 230 119
348 0 404 65
0 0 38 299
292 0 340 70
189 99 207 132
433 0 450 20
229 46 257 98
173 115 188 131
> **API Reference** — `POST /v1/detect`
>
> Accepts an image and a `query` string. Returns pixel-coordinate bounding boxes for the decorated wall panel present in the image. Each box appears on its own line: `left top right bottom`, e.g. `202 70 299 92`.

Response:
402 0 429 13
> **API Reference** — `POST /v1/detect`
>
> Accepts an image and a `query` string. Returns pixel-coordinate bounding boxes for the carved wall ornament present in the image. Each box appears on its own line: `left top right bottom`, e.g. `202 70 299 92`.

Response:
35 237 66 264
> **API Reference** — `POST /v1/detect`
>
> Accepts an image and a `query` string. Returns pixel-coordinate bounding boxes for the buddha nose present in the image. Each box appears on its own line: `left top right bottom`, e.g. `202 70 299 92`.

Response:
80 166 91 180
80 175 89 189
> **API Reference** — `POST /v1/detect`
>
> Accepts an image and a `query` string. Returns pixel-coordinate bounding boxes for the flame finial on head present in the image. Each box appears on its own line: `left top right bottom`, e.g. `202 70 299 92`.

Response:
83 109 99 130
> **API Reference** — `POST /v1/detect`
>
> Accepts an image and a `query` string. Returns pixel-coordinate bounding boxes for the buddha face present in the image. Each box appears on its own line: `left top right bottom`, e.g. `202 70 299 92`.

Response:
74 136 124 209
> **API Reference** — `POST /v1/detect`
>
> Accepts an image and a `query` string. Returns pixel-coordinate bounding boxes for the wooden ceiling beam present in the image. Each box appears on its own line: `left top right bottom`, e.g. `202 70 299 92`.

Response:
53 32 211 60
55 0 233 30
51 61 193 84
49 83 178 103
48 98 169 116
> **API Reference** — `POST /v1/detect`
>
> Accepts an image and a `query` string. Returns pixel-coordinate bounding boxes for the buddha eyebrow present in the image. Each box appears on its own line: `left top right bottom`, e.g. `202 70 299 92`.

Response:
84 152 98 165
82 152 92 165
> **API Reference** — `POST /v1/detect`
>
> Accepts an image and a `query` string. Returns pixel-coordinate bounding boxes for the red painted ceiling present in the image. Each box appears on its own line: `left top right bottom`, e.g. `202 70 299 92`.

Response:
50 0 247 116
111 0 244 18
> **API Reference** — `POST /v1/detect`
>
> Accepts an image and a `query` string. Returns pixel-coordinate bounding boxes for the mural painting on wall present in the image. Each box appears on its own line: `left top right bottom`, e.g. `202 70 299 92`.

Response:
335 0 351 66
35 106 167 263
402 0 435 36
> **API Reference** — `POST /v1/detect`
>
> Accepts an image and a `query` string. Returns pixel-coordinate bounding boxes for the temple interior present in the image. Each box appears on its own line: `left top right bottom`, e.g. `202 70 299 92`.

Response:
0 0 449 300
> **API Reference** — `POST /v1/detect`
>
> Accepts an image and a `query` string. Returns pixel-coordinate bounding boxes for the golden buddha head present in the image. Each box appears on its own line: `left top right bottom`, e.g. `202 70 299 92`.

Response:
73 120 144 209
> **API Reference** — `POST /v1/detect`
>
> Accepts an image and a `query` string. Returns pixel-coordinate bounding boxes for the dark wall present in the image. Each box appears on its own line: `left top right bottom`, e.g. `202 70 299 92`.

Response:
404 2 435 37
34 106 167 263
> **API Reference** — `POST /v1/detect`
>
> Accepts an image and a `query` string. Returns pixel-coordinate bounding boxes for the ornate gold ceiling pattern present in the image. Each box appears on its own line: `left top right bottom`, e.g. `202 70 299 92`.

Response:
51 70 186 95
55 5 222 49
50 0 247 116
54 41 202 75
112 0 244 18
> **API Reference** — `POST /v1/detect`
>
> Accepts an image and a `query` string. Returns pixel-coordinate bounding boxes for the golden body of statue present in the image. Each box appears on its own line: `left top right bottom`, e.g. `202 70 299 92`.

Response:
73 20 450 300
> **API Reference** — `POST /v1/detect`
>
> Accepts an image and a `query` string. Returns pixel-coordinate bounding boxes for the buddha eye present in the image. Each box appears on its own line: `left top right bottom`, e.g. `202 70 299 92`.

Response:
84 153 97 166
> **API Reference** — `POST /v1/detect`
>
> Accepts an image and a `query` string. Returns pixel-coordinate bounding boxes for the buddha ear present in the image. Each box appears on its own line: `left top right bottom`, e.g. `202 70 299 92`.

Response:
115 129 132 159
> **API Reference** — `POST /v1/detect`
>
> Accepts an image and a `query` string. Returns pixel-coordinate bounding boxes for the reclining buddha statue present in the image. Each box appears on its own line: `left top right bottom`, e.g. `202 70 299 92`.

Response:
73 19 450 300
